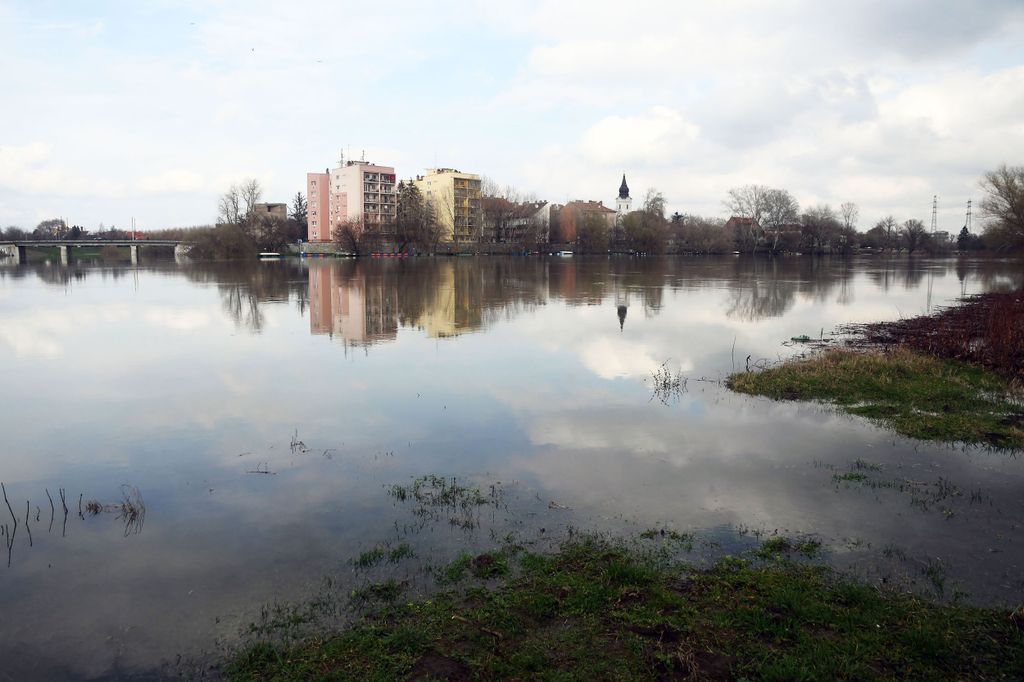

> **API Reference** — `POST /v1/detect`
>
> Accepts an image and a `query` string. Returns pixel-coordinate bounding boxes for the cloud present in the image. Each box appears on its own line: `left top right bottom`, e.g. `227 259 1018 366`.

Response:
0 143 126 198
580 107 698 166
136 170 207 195
1 0 1023 230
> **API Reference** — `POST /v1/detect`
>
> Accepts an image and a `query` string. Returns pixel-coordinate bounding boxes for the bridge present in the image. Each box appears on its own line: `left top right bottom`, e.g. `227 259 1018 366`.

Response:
0 239 190 265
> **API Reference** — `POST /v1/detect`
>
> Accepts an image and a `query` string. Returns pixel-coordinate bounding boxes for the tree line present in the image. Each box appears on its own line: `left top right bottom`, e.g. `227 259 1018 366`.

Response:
554 164 1023 255
3 164 1021 257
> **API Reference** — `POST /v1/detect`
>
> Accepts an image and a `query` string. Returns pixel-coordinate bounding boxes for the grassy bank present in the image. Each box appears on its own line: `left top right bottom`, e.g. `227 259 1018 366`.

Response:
227 536 1024 680
727 348 1024 450
846 291 1023 385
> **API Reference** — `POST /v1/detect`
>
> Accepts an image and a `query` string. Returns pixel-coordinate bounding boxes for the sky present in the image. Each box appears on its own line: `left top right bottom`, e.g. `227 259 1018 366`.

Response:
1 0 1022 232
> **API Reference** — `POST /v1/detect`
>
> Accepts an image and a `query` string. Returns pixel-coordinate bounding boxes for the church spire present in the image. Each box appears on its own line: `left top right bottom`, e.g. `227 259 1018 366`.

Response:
618 174 630 199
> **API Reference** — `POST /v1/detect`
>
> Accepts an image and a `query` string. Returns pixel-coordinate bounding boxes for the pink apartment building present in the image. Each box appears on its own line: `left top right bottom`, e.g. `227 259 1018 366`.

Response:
306 157 397 242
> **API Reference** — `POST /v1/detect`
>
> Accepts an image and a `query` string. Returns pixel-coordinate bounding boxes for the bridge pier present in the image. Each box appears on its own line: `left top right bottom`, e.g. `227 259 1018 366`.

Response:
58 244 72 265
0 244 26 264
129 244 140 265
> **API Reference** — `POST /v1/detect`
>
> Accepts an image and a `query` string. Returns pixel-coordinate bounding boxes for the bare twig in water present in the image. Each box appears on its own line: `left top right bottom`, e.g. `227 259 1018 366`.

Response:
246 462 276 475
290 429 309 454
24 500 32 547
78 493 84 520
3 523 12 568
59 488 68 537
1 482 17 543
84 500 103 516
45 488 54 533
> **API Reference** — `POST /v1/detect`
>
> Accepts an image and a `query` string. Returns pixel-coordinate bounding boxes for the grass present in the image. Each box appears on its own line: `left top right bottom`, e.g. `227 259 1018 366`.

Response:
727 348 1024 449
755 535 822 560
226 535 1024 680
352 543 415 570
846 291 1024 385
388 475 503 532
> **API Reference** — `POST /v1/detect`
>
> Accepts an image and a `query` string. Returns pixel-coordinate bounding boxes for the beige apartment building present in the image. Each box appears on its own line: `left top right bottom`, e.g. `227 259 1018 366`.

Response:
413 168 482 244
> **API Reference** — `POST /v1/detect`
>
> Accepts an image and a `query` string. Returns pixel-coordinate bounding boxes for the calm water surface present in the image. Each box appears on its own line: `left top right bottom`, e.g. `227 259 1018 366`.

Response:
1 255 1022 679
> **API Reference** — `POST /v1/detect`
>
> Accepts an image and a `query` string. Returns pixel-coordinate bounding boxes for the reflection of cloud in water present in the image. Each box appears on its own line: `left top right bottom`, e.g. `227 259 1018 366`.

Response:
579 336 693 380
504 390 1024 605
4 256 1024 677
0 305 132 357
142 306 214 331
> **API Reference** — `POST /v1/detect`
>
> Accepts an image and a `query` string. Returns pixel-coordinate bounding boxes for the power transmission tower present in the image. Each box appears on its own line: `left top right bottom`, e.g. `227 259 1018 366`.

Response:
930 195 938 233
965 199 972 232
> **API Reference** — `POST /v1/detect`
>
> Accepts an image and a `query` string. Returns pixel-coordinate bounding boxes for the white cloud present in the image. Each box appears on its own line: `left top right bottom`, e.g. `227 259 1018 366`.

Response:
135 170 208 195
580 107 698 166
1 0 1022 230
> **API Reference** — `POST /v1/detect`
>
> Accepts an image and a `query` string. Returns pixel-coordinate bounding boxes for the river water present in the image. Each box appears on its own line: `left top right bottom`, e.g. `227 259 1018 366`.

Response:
0 255 1022 679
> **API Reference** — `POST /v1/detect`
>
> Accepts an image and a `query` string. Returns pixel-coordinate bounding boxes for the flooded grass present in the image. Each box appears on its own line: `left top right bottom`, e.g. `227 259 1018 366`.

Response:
388 474 504 530
436 551 513 586
352 543 415 569
226 534 1024 681
82 486 146 536
647 361 687 405
845 290 1024 385
727 348 1024 449
829 459 989 518
755 535 823 560
639 527 695 552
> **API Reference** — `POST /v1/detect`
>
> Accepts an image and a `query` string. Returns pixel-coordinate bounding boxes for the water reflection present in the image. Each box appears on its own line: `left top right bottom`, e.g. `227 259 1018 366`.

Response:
1 255 1023 679
5 256 1021 340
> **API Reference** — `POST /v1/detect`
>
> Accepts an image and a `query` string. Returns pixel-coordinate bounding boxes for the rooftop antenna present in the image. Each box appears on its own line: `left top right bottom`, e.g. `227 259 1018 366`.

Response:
338 147 344 167
361 149 365 162
965 199 972 232
931 195 938 233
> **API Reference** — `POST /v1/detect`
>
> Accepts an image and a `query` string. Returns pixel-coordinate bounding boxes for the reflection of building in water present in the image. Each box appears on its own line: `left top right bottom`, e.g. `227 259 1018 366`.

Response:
306 259 551 348
308 263 397 346
412 261 483 338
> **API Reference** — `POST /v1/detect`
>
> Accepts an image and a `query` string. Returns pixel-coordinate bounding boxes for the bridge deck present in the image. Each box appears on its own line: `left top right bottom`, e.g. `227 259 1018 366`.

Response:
0 240 184 247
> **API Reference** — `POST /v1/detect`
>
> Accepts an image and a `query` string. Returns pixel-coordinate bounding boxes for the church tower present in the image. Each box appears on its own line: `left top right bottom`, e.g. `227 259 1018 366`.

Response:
616 174 632 219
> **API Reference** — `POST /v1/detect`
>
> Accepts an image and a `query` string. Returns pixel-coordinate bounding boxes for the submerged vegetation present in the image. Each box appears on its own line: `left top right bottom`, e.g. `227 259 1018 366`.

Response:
227 535 1024 680
845 291 1024 385
728 286 1024 450
387 474 504 531
727 348 1023 449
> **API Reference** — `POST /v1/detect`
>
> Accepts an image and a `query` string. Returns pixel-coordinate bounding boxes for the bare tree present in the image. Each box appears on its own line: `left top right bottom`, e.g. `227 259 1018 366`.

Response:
980 163 1024 252
761 189 799 252
239 179 263 217
840 202 859 230
643 188 666 219
218 184 242 225
901 218 928 254
334 218 365 256
33 218 70 239
481 177 528 244
724 184 769 224
725 184 797 253
800 204 841 253
872 215 899 251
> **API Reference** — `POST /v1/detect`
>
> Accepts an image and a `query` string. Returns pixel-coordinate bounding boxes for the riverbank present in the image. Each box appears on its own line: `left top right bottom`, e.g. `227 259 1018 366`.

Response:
728 290 1024 450
728 348 1023 449
226 535 1024 680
